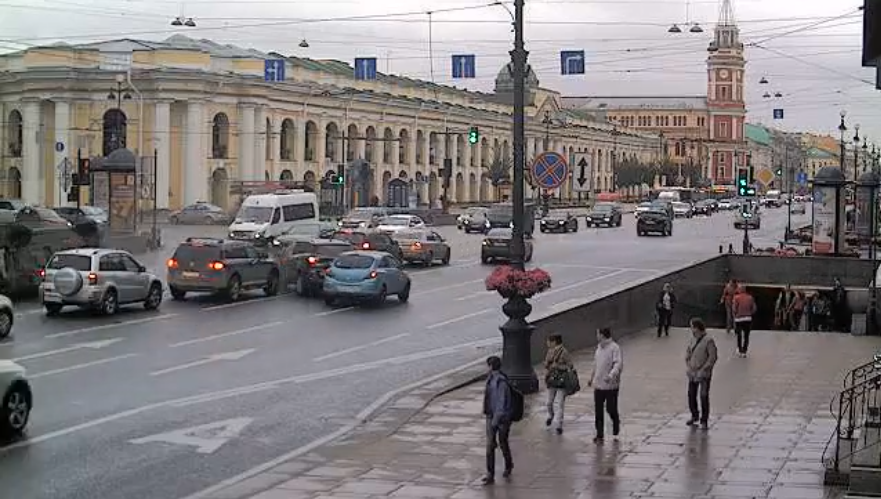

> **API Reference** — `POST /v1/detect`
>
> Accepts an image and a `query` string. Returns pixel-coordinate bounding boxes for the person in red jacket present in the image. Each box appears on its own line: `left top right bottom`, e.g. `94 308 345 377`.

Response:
732 285 757 357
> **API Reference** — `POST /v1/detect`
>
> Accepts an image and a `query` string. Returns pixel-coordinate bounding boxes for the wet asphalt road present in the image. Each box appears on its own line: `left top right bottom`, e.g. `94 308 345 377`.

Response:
0 207 806 499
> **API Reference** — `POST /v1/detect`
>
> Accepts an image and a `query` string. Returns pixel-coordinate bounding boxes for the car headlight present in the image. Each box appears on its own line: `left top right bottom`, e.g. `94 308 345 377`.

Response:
604 218 609 221
540 220 546 224
586 217 592 221
509 222 514 228
558 221 564 225
484 220 490 227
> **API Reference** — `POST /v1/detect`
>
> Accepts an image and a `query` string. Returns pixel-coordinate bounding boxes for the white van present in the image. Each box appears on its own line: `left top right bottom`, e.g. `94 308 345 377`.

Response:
228 190 319 241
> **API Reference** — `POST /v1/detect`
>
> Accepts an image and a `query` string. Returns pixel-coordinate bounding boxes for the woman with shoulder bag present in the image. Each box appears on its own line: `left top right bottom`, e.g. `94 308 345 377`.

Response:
544 334 572 435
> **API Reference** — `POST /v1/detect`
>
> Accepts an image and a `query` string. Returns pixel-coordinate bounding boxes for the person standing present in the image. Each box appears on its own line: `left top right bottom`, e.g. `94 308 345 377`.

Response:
656 283 677 337
720 278 738 334
588 327 623 443
544 334 572 435
732 285 757 357
774 285 794 331
482 356 513 485
685 318 717 430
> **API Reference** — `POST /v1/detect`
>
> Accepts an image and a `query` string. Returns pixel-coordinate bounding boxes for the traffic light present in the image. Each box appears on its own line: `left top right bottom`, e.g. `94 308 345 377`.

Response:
330 173 344 185
736 168 756 197
775 166 782 176
468 127 479 145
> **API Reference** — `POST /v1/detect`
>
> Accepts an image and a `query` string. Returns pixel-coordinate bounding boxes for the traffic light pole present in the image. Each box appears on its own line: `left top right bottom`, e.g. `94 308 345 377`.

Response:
742 199 751 255
75 148 82 211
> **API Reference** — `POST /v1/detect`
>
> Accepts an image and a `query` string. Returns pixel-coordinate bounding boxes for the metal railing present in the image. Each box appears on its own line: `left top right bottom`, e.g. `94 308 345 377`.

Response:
825 357 881 477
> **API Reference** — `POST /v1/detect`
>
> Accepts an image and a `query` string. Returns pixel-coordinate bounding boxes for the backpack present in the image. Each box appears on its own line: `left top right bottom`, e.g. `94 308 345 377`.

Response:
505 379 525 422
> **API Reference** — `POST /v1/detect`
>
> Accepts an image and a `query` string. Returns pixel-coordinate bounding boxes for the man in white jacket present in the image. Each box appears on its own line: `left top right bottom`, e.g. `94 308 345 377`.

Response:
588 327 623 443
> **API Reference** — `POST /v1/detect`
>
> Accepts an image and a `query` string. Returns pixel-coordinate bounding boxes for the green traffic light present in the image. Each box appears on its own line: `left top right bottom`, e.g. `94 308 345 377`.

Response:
468 127 479 145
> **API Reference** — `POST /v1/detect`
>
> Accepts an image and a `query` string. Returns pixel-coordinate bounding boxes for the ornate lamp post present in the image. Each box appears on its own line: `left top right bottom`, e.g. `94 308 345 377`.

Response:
854 124 862 183
839 110 848 171
857 170 880 335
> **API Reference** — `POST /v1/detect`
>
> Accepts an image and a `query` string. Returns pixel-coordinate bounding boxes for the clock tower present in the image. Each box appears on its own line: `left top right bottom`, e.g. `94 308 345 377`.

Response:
706 0 746 185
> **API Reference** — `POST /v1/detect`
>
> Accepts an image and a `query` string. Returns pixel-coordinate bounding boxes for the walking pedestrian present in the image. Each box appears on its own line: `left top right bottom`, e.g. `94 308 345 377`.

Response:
774 285 794 331
656 283 676 337
685 318 717 430
588 327 623 443
732 285 757 357
720 278 738 334
482 356 513 485
543 334 572 435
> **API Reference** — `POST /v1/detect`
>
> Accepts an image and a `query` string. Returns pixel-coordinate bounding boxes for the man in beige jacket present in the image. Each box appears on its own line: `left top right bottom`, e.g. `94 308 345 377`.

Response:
685 318 717 430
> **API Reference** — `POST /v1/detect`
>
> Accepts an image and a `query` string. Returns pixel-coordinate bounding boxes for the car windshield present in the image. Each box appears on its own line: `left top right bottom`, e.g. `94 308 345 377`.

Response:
81 206 106 217
47 254 91 271
546 211 568 218
347 208 382 221
488 205 513 217
314 244 352 258
393 230 423 241
235 205 273 223
380 217 410 226
672 202 688 209
593 204 613 212
32 207 68 223
638 202 652 208
465 207 486 215
333 231 366 244
487 228 512 239
334 254 375 269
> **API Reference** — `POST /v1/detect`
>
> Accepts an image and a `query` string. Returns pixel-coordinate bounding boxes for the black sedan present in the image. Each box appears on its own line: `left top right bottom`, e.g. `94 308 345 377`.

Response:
693 200 714 216
539 212 578 233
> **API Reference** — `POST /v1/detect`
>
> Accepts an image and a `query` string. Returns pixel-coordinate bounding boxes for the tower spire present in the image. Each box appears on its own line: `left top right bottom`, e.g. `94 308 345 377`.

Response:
718 0 735 26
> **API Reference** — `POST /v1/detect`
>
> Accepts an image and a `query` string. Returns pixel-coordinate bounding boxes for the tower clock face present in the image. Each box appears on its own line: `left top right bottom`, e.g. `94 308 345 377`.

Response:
719 69 730 79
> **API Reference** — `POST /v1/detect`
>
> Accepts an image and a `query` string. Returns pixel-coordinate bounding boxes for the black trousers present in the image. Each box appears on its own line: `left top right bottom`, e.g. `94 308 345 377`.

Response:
687 377 711 424
657 309 672 336
485 418 512 477
594 388 620 438
735 320 752 354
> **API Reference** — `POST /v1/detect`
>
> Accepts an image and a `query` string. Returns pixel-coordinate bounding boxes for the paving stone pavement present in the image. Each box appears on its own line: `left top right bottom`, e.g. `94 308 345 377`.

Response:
207 327 881 499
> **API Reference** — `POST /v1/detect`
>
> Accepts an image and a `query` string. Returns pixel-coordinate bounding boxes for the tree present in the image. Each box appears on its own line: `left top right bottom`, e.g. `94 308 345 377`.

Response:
483 143 512 198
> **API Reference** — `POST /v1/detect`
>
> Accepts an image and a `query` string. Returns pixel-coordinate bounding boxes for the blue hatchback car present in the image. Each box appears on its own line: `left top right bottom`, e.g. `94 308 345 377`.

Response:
323 251 411 306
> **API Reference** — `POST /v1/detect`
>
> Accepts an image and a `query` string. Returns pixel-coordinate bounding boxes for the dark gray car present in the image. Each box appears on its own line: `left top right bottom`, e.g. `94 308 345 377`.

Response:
167 238 280 301
480 228 534 264
585 203 622 227
169 203 231 225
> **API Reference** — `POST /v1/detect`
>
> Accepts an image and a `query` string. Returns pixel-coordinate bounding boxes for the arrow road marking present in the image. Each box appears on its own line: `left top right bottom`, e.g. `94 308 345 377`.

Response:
13 338 124 362
150 349 255 376
45 314 179 339
30 354 138 379
129 417 254 454
170 322 284 348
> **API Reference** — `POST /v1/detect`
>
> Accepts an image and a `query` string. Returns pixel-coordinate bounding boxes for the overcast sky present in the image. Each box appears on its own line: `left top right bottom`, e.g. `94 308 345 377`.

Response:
1 0 876 145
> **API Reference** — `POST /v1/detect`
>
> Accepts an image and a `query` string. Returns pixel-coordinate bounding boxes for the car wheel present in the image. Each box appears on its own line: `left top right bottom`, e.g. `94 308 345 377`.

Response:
373 286 387 306
0 310 12 339
170 286 186 301
169 216 179 225
225 275 242 301
481 256 491 264
144 283 163 310
295 273 309 297
572 223 578 233
0 383 30 437
264 270 280 296
203 215 214 225
637 231 643 236
324 295 337 307
441 250 451 265
44 303 63 316
101 289 119 316
398 282 411 303
424 251 434 267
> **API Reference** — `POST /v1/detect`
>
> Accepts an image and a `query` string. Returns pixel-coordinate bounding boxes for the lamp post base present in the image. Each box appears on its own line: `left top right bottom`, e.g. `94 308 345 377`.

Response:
499 295 539 394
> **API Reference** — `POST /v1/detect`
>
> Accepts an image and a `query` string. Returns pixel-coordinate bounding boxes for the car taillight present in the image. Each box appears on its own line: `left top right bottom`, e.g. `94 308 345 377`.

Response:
411 242 422 250
209 261 225 271
325 267 333 276
362 242 370 249
87 272 98 286
307 256 318 266
368 270 378 279
167 258 178 269
38 269 45 279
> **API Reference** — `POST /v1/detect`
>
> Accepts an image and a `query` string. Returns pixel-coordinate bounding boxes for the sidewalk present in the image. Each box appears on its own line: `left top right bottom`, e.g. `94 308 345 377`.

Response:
208 328 881 499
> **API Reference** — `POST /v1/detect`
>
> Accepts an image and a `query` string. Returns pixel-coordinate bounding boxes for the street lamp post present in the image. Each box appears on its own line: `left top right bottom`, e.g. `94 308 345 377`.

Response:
839 110 847 171
854 124 862 184
857 170 880 335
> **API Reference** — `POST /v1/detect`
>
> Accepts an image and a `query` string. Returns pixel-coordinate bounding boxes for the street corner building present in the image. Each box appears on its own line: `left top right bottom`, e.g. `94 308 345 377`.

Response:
0 35 662 211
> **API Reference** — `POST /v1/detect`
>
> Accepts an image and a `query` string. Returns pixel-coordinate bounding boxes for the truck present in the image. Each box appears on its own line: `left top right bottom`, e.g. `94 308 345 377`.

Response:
486 202 536 236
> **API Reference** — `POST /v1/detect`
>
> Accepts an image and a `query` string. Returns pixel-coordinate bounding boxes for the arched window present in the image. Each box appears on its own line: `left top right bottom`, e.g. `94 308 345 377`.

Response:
6 110 22 158
304 121 317 161
211 113 230 159
280 119 294 160
102 109 127 157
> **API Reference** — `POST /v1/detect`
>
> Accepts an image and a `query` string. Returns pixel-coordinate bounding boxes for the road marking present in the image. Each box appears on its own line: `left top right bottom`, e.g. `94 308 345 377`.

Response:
0 337 501 452
535 269 630 299
314 307 354 317
169 322 284 348
412 279 483 297
312 333 411 362
455 290 493 301
45 314 179 339
544 263 659 273
29 354 138 379
427 309 494 330
170 385 279 408
129 417 254 454
12 338 123 362
151 349 255 376
201 297 279 312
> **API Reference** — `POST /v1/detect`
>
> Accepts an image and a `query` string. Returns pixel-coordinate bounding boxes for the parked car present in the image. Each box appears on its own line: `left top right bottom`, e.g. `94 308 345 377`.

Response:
539 211 579 233
169 202 231 225
585 203 622 227
0 360 31 437
636 209 673 237
53 206 108 246
278 238 353 297
331 230 404 261
790 202 806 215
672 201 694 218
0 295 13 339
457 207 489 232
323 251 411 306
392 229 451 266
40 248 164 316
0 199 25 212
167 238 280 301
376 214 426 235
481 228 534 264
339 207 389 230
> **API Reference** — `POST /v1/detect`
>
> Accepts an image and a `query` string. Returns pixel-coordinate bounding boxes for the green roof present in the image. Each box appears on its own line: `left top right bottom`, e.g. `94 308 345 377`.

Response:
806 147 836 159
745 124 772 146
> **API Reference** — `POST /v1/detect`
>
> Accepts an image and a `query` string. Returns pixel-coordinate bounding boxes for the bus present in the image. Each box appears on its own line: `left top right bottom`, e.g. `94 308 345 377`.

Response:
228 190 319 241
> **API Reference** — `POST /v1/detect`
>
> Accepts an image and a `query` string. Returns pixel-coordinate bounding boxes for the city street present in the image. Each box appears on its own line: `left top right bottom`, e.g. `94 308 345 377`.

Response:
0 208 805 499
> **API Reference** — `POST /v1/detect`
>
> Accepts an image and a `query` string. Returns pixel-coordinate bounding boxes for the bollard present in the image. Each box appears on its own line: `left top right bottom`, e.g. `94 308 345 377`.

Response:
728 243 734 254
719 244 723 254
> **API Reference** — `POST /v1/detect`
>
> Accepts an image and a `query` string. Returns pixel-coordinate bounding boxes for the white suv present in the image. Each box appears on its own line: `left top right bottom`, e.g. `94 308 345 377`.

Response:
0 360 31 437
40 248 163 316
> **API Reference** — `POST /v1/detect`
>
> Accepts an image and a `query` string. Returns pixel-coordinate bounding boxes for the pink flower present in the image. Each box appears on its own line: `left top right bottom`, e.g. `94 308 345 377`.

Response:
485 266 552 298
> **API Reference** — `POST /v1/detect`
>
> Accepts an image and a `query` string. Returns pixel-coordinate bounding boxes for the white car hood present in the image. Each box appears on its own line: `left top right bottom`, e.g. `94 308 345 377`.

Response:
229 221 267 232
377 225 408 233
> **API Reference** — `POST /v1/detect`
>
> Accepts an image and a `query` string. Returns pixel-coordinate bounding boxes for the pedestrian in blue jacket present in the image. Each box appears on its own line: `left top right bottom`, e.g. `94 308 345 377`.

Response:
482 356 513 485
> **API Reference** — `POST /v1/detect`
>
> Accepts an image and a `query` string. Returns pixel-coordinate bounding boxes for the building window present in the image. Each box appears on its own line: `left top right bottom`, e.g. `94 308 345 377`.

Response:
719 122 728 139
211 113 230 159
720 86 729 100
102 109 127 157
6 110 22 158
280 119 294 161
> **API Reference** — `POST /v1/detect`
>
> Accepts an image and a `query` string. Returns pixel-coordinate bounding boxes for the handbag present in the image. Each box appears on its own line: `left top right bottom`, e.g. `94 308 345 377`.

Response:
546 367 568 389
564 368 581 396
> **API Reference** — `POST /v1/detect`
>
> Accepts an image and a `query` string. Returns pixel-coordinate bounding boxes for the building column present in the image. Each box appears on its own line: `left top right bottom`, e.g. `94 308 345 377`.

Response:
408 128 418 176
391 130 401 170
294 118 306 169
475 137 483 169
53 100 70 207
315 119 327 174
421 132 430 170
238 105 255 181
21 100 42 205
254 106 267 182
463 135 473 168
154 100 171 209
185 100 206 204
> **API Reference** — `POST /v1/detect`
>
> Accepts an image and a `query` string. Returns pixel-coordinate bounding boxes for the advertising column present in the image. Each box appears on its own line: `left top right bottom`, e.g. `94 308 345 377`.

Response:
811 167 847 255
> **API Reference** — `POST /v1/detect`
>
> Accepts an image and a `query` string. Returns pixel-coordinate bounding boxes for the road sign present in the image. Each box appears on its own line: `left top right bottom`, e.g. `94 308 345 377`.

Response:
354 57 377 80
129 417 254 454
451 54 476 79
264 59 285 82
797 171 809 185
773 109 784 120
55 141 64 153
560 50 585 75
572 152 592 192
531 152 569 190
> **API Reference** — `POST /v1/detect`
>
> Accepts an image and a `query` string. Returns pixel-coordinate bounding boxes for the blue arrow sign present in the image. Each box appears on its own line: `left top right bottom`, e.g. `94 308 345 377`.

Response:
354 58 377 80
531 152 570 190
451 54 476 79
773 108 784 120
797 171 808 185
264 59 285 82
560 50 585 75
